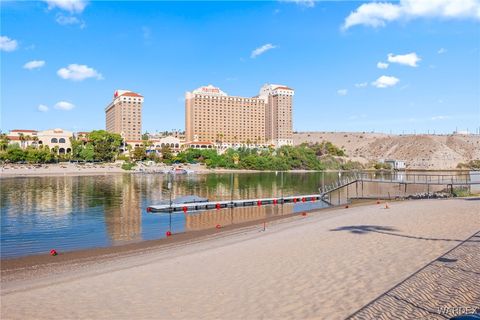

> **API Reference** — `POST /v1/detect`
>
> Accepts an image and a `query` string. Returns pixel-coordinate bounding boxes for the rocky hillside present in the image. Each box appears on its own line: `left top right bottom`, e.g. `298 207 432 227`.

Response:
293 132 480 170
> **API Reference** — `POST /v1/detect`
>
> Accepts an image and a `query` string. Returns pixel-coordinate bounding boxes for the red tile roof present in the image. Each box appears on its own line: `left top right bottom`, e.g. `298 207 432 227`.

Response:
7 136 36 141
275 86 293 91
185 141 214 145
120 92 143 98
10 129 37 133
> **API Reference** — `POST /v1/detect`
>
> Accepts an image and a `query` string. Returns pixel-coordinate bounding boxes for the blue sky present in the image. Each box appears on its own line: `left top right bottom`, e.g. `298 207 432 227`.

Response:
1 0 479 134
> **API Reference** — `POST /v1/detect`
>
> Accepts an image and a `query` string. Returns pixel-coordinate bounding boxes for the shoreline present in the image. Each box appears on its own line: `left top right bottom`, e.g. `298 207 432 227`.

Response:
0 163 475 178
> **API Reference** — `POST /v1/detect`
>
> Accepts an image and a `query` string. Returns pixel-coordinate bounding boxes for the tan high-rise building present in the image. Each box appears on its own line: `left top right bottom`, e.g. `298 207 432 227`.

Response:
185 85 266 144
185 84 293 147
105 90 144 141
259 84 294 147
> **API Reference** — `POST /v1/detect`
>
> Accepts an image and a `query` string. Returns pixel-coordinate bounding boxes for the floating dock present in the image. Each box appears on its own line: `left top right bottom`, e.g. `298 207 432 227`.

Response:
147 194 324 213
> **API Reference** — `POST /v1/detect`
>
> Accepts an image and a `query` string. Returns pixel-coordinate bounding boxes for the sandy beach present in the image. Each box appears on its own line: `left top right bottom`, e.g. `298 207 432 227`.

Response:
1 199 479 319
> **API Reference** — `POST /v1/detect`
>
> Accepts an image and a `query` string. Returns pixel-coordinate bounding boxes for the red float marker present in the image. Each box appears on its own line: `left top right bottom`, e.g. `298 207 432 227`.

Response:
216 203 220 210
302 197 306 202
257 200 262 206
376 200 380 204
293 198 297 203
273 199 277 205
182 206 187 213
311 197 315 202
166 231 172 237
50 249 57 256
345 205 349 209
146 207 152 213
216 224 222 229
301 212 307 217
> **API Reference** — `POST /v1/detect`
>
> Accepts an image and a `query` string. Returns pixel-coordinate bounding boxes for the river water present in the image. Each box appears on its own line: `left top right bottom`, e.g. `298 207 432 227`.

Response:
0 171 476 259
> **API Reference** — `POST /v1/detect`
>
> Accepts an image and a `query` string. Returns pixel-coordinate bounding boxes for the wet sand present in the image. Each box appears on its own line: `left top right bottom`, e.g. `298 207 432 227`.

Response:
1 199 479 319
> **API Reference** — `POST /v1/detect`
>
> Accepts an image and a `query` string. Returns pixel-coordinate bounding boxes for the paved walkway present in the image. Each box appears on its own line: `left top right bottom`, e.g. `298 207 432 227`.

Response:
349 231 480 320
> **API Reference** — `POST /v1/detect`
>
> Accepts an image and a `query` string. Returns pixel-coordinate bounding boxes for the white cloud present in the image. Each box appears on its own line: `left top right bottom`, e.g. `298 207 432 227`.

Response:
23 60 46 70
387 52 421 67
438 48 447 54
431 115 450 120
44 0 88 13
0 36 18 52
337 89 348 96
251 43 277 58
56 14 85 28
57 64 103 81
281 0 315 8
372 75 400 88
377 62 389 69
343 0 480 30
355 82 368 88
37 104 49 112
54 101 75 111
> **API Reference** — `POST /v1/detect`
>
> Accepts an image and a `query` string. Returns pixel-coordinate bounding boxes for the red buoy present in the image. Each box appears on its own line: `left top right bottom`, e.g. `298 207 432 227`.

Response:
182 206 187 213
302 197 306 202
146 207 152 213
50 249 57 256
376 200 380 204
273 199 277 205
216 224 222 229
166 231 172 237
257 200 262 206
311 197 315 202
216 203 220 210
345 205 349 209
301 212 307 216
293 198 297 203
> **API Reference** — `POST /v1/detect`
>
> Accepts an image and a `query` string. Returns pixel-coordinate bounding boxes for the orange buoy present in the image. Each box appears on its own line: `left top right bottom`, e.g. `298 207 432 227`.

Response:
302 212 307 216
50 249 57 256
166 231 172 237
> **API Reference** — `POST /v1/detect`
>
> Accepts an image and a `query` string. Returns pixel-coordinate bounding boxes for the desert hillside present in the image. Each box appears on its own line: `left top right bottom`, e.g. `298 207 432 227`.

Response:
293 132 480 170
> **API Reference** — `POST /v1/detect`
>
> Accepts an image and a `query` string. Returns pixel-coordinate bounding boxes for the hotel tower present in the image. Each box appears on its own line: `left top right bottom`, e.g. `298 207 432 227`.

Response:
185 84 293 147
105 90 144 141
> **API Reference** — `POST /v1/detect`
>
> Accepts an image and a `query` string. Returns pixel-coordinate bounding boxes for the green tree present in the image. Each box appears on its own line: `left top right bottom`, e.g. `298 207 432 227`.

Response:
88 130 122 162
132 146 146 161
80 143 95 161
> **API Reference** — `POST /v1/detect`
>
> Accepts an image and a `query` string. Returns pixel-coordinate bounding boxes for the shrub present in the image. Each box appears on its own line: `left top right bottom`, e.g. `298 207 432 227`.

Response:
121 162 136 170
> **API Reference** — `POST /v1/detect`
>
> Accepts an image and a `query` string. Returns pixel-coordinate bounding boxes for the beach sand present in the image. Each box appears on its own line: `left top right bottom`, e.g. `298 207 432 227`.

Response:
1 199 479 319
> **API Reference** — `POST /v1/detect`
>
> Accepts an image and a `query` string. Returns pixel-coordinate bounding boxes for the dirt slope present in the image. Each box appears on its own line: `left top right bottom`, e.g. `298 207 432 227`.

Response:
293 132 480 169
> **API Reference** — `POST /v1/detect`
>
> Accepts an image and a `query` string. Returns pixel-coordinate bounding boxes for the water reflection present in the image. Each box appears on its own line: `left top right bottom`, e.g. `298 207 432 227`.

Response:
0 171 474 258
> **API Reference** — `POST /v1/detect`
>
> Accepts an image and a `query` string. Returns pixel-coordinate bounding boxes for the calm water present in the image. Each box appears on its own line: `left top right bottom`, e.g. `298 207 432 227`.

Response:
1 171 476 259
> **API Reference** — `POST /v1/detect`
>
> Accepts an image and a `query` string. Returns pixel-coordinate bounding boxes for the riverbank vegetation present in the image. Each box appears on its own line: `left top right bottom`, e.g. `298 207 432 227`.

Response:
457 160 480 170
1 133 366 171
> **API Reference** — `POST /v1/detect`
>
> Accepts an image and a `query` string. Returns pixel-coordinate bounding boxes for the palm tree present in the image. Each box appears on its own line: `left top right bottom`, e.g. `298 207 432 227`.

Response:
0 133 10 151
18 133 25 149
32 136 39 148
